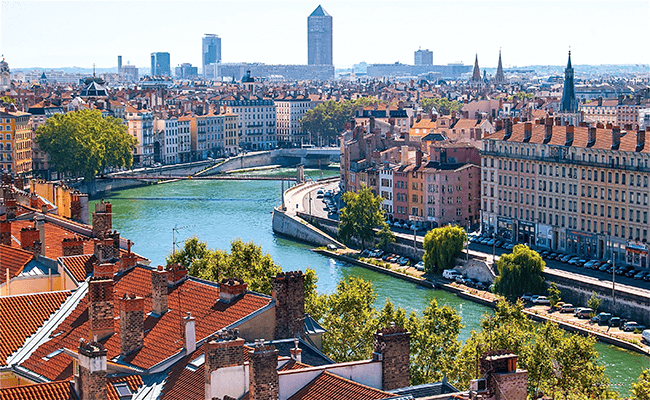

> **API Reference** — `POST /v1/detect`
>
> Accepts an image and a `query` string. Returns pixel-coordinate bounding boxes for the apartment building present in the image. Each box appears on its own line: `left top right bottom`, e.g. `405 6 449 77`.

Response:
274 95 312 146
579 98 618 124
220 95 277 151
125 107 154 166
177 115 193 163
154 117 178 164
0 109 32 175
482 118 650 268
223 112 240 156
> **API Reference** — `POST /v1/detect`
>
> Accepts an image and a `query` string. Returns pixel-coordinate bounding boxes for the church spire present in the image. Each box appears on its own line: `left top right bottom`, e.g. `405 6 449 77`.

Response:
495 49 505 84
560 50 577 112
471 53 481 82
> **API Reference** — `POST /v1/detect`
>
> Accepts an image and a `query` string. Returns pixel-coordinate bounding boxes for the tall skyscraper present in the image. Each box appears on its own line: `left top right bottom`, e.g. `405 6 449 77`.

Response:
202 34 221 77
150 52 171 76
414 49 433 65
308 5 332 66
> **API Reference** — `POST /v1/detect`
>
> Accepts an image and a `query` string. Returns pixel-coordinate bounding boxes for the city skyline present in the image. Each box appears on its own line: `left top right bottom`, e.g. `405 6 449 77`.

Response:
1 0 649 71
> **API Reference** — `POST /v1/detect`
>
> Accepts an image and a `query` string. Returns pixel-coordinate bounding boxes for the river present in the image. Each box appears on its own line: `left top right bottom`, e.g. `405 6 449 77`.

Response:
90 168 648 394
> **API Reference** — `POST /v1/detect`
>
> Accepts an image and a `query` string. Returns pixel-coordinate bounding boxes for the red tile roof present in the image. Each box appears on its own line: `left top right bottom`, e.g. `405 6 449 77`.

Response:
0 290 72 365
0 380 76 400
59 255 95 283
106 375 143 400
287 371 394 400
9 219 95 260
21 267 272 381
0 245 33 281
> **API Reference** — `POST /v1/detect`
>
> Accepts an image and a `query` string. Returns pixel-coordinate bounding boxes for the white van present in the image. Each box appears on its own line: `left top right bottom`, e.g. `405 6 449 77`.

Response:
642 329 650 345
443 269 461 280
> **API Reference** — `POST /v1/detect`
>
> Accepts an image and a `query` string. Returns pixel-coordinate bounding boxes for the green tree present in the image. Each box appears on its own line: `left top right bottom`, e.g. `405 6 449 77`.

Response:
338 185 387 249
422 226 466 274
632 369 650 400
166 237 281 295
375 225 395 250
0 96 16 105
548 282 562 308
300 98 383 144
419 97 463 115
493 245 546 300
36 109 136 180
587 291 602 314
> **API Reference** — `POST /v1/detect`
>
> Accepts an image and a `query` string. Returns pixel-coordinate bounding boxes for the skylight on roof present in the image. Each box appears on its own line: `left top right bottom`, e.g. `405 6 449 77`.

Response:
113 382 132 399
42 348 63 361
185 353 205 371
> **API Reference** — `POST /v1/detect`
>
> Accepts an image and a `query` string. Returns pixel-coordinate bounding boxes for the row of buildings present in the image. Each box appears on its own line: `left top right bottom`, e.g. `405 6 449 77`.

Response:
341 53 650 269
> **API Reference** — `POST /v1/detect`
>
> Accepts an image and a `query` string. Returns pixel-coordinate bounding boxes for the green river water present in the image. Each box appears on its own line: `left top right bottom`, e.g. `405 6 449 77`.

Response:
91 168 648 395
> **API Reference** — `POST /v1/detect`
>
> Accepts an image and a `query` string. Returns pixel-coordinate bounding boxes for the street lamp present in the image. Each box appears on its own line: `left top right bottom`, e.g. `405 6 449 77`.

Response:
492 232 496 263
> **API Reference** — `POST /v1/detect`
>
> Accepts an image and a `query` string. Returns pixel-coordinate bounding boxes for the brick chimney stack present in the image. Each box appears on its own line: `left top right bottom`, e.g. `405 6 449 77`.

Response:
151 266 169 315
612 125 621 150
20 226 40 253
249 340 279 400
480 351 528 400
588 126 597 145
94 238 118 263
272 271 305 340
0 220 11 246
93 262 115 279
219 277 248 303
372 323 411 391
204 329 245 400
62 236 85 256
75 339 108 400
88 277 114 341
565 125 575 146
504 119 512 139
5 198 17 220
544 120 553 143
118 240 138 273
166 263 188 286
91 200 112 239
119 293 144 356
637 129 646 152
523 122 532 142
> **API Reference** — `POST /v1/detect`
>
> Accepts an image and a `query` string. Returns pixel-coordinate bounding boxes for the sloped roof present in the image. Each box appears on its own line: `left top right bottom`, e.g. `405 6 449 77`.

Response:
0 290 72 365
0 381 76 400
0 245 33 280
309 5 330 17
59 254 96 283
20 266 272 381
287 371 394 400
106 375 143 400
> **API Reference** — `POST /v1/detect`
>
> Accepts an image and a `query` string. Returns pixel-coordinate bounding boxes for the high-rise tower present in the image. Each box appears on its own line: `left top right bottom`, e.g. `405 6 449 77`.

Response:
308 5 333 66
560 51 577 113
202 34 221 77
150 52 171 76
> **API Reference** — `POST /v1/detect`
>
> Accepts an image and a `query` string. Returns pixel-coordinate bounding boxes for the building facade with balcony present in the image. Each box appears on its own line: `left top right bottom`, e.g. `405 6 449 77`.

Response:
221 95 276 151
0 109 32 175
482 118 650 268
274 95 313 146
126 107 154 166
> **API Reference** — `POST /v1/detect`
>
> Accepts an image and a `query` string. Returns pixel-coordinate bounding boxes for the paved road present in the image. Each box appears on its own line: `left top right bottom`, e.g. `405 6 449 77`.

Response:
469 241 650 295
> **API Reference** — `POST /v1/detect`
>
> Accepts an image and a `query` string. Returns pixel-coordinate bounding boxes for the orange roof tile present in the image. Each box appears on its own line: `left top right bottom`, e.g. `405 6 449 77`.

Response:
287 371 394 400
106 375 143 400
21 267 272 381
8 219 94 260
59 254 95 283
0 245 33 281
0 380 75 400
0 290 72 365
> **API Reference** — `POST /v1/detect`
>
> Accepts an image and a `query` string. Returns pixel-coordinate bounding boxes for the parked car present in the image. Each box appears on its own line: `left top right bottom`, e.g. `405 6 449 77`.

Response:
521 293 534 302
532 296 550 305
540 251 550 258
548 253 558 260
609 317 622 328
599 263 611 272
625 269 638 278
559 303 576 313
642 330 650 344
560 254 573 263
414 261 425 271
634 271 648 280
455 275 467 284
567 257 581 265
575 308 594 319
583 260 599 269
505 243 515 250
591 312 612 325
443 269 461 280
623 321 647 332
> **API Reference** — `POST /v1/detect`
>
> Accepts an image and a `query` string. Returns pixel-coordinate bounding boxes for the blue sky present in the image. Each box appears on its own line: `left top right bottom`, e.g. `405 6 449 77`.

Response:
1 0 649 70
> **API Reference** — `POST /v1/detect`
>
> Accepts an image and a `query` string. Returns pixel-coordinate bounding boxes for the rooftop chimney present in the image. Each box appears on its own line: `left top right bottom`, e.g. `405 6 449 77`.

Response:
588 126 597 146
92 200 112 239
565 125 575 146
118 240 138 273
272 271 305 340
88 277 115 341
612 126 621 150
205 329 246 400
523 122 532 142
219 277 248 303
119 293 144 356
0 220 11 246
480 351 527 400
249 340 279 400
151 266 169 315
544 120 553 143
372 324 411 391
166 263 188 286
20 226 40 253
637 129 646 152
62 236 85 256
290 338 302 364
75 339 107 400
183 312 196 353
504 119 512 140
94 238 118 263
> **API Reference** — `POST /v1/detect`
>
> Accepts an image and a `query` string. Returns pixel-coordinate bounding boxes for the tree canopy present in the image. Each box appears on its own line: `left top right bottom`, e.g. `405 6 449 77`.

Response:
166 237 282 295
300 97 383 144
419 97 463 115
422 226 466 273
632 369 650 400
493 244 546 300
36 109 136 180
338 185 388 249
